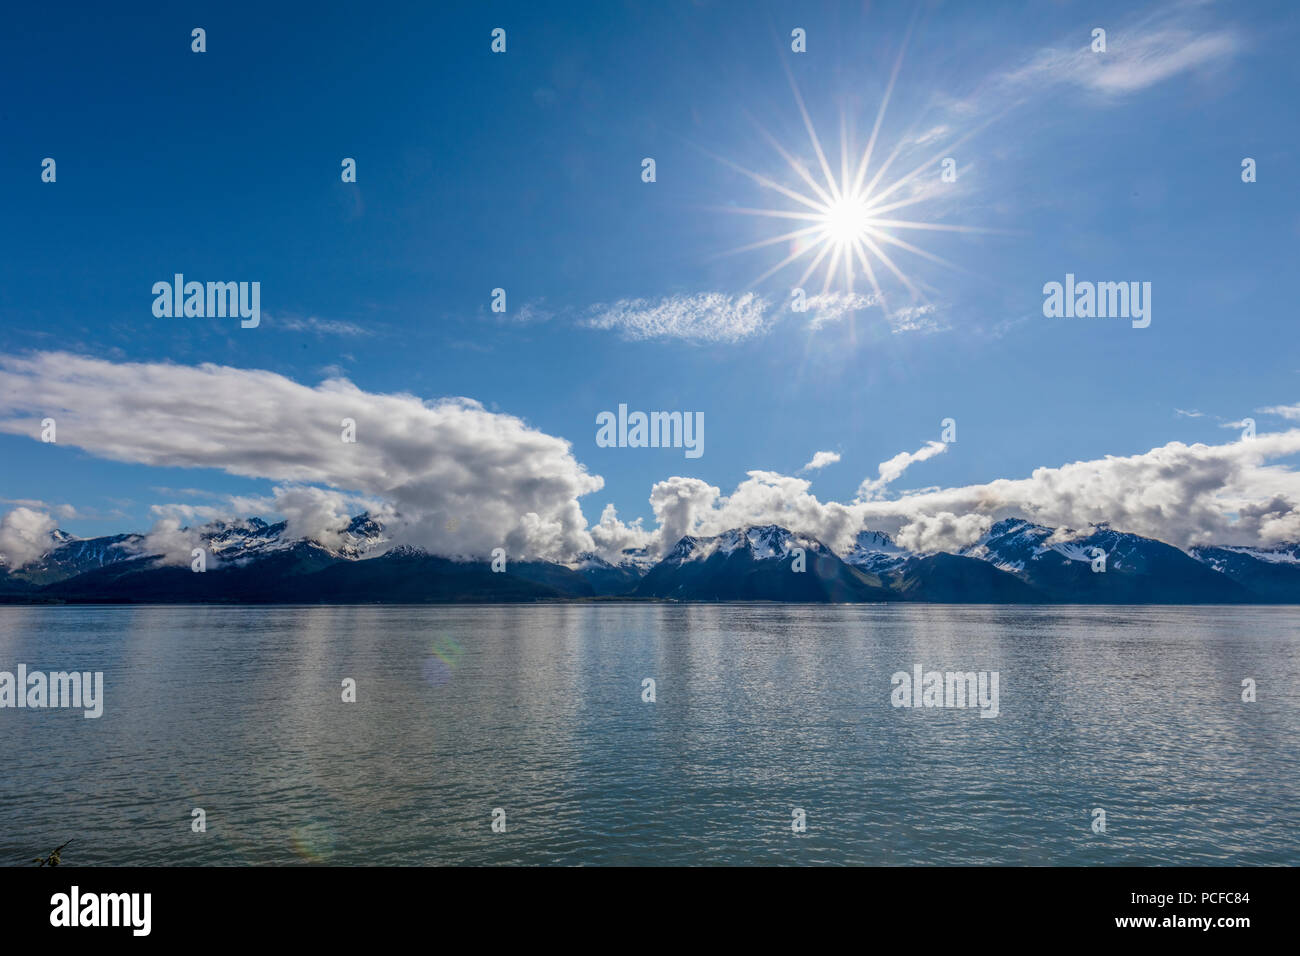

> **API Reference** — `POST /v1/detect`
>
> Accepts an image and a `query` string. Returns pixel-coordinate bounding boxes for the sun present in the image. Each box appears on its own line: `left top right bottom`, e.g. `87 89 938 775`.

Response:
821 195 873 247
704 38 1001 316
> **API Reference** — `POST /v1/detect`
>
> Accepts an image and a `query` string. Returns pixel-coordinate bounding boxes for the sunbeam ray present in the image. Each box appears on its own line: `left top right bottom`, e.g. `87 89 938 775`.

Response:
710 48 997 302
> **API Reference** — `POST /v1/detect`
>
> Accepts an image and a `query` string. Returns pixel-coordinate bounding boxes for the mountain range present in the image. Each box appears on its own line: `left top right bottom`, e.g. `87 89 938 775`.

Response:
1 513 1297 604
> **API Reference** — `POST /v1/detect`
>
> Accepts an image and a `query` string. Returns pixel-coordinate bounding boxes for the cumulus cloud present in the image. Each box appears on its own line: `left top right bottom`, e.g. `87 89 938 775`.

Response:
0 507 58 568
592 430 1300 558
857 441 948 500
138 517 209 567
588 503 653 559
892 512 992 554
591 471 866 559
584 292 770 343
4 352 1300 567
800 451 841 472
856 431 1300 551
0 352 602 561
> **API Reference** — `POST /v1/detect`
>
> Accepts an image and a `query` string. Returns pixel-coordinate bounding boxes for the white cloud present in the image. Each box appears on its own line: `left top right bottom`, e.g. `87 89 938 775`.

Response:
278 316 371 337
1001 10 1242 98
892 511 991 554
5 353 1300 568
887 303 944 334
908 124 951 147
0 507 58 568
800 451 841 472
803 292 881 330
588 503 653 558
138 517 209 567
2 498 76 520
595 429 1300 558
585 292 771 343
857 441 948 500
1259 404 1300 421
512 301 556 324
0 352 602 561
936 4 1244 121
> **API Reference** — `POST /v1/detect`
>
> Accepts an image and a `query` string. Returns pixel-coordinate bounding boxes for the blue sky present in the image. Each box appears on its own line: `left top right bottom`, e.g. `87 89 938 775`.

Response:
2 0 1299 560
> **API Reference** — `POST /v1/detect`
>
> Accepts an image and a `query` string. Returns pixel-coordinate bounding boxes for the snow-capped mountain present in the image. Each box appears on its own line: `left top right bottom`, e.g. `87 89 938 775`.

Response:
7 530 146 586
566 552 647 595
2 512 1294 604
1192 542 1300 568
959 518 1251 603
959 518 1059 571
841 528 1042 602
197 513 388 565
843 530 911 574
3 513 389 587
634 525 893 602
883 551 1043 603
1189 542 1300 602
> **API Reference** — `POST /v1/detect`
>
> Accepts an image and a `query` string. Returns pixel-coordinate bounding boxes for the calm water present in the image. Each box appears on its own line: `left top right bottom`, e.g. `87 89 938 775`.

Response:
0 604 1296 866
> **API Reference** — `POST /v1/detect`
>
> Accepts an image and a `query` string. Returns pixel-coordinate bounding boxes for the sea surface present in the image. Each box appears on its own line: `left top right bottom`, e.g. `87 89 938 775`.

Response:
1 603 1296 866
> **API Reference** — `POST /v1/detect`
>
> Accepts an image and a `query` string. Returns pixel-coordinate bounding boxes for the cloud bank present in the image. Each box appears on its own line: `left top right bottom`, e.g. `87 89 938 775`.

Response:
2 353 1299 568
0 352 601 561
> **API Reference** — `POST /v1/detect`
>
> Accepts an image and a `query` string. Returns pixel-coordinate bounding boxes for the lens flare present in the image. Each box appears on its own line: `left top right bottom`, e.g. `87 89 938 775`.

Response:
705 30 1006 320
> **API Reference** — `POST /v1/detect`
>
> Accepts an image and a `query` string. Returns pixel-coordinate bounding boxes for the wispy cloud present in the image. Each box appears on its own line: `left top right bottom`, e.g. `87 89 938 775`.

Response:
1259 404 1300 421
512 301 556 324
803 292 882 330
887 303 945 334
278 315 373 337
856 441 948 500
585 292 771 343
0 499 77 520
1001 8 1242 99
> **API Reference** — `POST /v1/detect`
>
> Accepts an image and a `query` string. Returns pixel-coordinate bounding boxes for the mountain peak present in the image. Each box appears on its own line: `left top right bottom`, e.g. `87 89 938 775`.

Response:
844 528 910 573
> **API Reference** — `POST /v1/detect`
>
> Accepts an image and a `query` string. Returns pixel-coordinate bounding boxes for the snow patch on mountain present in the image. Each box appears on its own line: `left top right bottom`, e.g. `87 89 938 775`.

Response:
960 518 1128 569
842 530 912 573
1191 543 1300 568
664 525 827 564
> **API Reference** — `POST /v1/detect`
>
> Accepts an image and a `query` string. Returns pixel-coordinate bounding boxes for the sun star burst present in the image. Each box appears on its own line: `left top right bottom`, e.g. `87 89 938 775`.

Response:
707 40 1002 319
